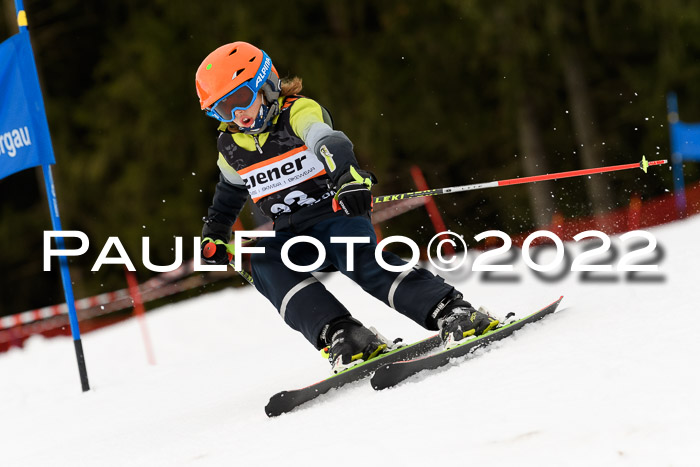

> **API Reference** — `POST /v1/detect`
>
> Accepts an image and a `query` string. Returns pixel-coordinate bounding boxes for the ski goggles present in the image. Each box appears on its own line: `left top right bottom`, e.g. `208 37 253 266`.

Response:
205 53 272 122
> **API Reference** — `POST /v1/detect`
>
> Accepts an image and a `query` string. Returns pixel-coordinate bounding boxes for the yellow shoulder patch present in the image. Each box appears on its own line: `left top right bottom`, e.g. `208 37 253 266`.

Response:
289 98 325 140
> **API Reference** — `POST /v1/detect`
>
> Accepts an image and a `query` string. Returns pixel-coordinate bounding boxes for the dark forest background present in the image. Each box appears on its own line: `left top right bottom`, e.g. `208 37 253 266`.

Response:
2 0 700 315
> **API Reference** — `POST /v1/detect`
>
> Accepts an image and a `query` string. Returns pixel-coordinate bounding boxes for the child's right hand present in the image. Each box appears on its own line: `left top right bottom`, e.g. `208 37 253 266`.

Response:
201 238 233 265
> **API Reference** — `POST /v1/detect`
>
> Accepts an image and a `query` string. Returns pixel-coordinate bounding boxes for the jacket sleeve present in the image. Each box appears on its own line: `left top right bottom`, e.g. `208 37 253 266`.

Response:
289 98 360 186
202 158 249 242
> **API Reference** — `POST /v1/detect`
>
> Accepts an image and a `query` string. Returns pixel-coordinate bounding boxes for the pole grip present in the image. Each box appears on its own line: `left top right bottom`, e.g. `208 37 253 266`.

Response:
202 241 217 258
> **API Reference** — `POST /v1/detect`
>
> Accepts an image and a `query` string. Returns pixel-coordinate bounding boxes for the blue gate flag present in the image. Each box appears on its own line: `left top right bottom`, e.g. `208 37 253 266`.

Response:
0 28 56 180
5 1 90 392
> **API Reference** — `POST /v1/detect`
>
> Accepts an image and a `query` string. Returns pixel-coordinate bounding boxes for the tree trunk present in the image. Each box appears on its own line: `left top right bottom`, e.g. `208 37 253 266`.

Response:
3 0 16 34
560 48 615 219
517 97 556 227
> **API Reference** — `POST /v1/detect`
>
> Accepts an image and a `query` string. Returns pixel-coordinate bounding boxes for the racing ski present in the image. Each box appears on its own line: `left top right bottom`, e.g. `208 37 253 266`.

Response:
265 333 442 417
370 296 564 390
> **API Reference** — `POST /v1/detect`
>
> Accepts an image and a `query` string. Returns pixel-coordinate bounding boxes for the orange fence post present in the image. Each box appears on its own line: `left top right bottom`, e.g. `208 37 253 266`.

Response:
628 195 642 231
410 165 456 257
124 268 156 365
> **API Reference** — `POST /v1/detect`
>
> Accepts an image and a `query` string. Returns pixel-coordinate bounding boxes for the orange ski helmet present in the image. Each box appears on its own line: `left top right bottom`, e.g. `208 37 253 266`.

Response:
196 42 281 128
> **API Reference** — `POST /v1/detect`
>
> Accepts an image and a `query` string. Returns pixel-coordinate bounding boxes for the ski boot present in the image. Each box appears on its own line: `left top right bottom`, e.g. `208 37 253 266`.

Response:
432 293 500 349
321 316 388 374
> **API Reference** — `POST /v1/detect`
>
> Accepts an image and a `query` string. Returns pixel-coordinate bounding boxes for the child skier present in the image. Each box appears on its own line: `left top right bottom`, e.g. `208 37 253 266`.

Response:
196 41 498 372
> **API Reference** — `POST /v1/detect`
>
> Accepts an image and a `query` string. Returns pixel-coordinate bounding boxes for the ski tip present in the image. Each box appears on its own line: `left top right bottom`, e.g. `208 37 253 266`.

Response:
547 296 564 307
542 296 564 312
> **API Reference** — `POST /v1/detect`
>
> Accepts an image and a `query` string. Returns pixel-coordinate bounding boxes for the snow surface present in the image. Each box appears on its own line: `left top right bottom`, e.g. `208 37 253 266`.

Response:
2 217 700 467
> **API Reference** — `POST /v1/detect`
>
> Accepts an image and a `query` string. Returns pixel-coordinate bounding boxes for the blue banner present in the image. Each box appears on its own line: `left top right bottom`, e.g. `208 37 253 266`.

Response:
670 122 700 161
0 29 55 180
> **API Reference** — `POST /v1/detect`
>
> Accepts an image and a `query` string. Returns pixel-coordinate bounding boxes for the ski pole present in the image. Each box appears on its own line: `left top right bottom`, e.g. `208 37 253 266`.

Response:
372 156 667 205
202 241 255 285
228 261 254 285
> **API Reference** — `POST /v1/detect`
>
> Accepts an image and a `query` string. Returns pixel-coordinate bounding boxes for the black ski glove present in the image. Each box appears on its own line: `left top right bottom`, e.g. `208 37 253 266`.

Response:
201 237 233 265
332 166 376 217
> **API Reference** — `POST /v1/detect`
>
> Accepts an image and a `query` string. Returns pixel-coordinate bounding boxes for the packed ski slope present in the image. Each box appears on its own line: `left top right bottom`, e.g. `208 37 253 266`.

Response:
2 216 699 467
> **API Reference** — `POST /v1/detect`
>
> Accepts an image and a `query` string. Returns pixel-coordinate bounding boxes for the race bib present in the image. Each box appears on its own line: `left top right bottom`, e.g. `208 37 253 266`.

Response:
237 146 327 202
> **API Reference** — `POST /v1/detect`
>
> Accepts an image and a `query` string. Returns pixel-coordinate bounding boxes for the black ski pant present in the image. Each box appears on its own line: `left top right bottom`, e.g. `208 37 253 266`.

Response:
250 216 454 348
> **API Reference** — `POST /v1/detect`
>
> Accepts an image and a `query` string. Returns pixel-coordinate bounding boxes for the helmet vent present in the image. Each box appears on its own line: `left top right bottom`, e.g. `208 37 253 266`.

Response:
229 47 238 56
248 56 256 62
232 68 245 79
